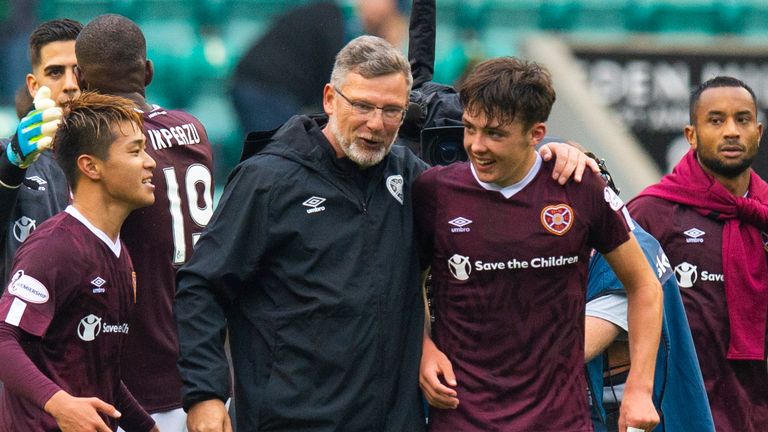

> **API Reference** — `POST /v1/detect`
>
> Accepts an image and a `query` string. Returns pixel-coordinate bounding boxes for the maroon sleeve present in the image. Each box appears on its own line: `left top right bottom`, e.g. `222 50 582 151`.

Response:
0 233 80 338
115 381 156 432
581 170 631 254
413 167 440 270
0 322 61 408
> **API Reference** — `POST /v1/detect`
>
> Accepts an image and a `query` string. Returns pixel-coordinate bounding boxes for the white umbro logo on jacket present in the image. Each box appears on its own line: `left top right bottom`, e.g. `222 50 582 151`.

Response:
303 196 327 214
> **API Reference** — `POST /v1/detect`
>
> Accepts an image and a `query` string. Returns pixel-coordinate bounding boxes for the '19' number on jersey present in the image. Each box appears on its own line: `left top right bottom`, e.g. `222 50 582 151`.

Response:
164 164 214 264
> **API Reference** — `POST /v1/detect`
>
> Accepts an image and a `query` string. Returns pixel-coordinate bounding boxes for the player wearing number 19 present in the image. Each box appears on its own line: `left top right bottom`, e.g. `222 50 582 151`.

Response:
75 14 214 429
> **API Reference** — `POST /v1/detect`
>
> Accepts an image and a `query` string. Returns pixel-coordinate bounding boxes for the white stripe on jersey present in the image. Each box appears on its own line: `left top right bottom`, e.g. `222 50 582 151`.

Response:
5 297 27 326
621 207 636 230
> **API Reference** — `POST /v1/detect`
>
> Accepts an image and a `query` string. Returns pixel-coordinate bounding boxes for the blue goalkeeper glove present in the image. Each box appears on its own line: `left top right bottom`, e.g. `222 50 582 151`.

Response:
7 86 62 168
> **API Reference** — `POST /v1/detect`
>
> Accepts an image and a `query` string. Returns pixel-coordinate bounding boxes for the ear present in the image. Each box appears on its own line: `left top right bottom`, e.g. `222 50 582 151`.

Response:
322 84 336 116
684 124 697 150
77 154 102 181
528 122 547 147
144 60 154 86
26 73 39 99
74 65 88 90
758 122 764 146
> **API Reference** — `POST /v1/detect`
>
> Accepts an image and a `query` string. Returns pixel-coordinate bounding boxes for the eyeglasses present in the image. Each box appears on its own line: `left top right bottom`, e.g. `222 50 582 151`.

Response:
333 86 406 125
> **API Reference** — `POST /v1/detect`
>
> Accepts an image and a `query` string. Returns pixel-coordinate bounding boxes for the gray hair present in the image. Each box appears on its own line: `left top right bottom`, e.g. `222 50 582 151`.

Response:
330 35 413 92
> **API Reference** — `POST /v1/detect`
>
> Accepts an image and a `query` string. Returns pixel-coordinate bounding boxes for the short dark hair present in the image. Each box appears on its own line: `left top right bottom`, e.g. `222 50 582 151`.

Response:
28 19 83 69
75 14 147 79
54 92 143 190
459 57 556 131
689 76 758 124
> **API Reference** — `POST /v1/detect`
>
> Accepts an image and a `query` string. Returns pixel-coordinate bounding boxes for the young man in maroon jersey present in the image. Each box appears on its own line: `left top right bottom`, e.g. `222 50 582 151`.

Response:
414 57 662 432
0 92 158 431
74 14 215 431
629 76 768 431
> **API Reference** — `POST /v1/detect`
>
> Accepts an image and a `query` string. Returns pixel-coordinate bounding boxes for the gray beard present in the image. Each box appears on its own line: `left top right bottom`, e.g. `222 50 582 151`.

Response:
329 118 396 169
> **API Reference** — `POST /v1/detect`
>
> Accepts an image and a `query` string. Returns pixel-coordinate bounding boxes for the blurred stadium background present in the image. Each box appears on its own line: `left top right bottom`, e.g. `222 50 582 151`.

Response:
2 0 768 196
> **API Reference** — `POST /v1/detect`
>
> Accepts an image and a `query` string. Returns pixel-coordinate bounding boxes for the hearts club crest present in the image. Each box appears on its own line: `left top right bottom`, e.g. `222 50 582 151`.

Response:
540 204 574 236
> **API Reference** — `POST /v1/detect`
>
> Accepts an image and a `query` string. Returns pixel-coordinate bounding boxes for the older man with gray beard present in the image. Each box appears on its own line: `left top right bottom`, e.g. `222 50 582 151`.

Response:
175 35 594 432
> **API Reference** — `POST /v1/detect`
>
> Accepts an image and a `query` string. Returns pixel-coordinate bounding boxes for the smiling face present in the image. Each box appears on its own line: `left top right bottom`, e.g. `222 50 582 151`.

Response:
686 86 763 179
100 120 156 210
27 40 80 106
462 108 546 187
323 71 409 168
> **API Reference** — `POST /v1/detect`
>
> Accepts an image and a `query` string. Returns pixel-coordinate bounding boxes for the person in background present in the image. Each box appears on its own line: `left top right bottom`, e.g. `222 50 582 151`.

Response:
74 14 216 431
629 75 768 431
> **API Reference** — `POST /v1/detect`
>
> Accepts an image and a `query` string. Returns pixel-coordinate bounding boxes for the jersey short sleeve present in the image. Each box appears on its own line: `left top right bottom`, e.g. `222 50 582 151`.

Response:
582 172 632 255
0 232 77 337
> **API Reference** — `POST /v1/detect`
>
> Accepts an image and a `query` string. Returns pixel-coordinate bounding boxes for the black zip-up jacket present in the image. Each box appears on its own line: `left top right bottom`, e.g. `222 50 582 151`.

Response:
175 115 428 431
0 142 69 285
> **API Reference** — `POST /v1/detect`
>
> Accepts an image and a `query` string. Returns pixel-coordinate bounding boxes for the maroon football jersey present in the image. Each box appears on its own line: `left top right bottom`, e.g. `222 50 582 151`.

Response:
630 196 768 431
414 158 630 432
0 209 135 431
119 106 214 411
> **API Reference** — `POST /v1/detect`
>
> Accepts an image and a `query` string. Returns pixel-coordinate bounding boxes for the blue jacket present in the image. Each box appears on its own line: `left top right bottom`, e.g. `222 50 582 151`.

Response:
586 224 714 431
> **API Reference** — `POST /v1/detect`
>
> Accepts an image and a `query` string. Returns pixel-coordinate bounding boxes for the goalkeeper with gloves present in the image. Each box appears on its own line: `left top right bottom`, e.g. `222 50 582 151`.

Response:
0 85 66 283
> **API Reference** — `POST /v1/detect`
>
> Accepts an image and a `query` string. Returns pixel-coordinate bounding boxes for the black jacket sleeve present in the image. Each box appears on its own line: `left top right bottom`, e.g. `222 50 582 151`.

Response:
409 0 436 89
0 138 26 227
174 159 272 411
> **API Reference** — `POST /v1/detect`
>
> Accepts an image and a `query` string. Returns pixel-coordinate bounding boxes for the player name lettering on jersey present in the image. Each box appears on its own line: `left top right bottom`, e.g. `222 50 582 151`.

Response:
473 255 579 272
147 123 202 150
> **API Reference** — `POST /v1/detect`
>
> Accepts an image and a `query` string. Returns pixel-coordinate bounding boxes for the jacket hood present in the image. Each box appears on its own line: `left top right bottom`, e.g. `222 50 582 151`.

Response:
241 114 329 163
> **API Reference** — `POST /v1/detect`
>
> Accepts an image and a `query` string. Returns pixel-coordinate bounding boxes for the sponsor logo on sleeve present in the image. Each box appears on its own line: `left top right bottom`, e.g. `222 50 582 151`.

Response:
540 204 574 236
603 187 624 211
13 216 36 243
8 270 49 304
386 175 404 205
302 196 327 214
448 217 472 232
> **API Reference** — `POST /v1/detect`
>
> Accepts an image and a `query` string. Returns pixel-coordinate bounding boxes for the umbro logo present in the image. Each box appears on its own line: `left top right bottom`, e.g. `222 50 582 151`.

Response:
683 228 705 243
91 277 106 294
303 196 326 214
449 217 472 232
24 176 47 191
